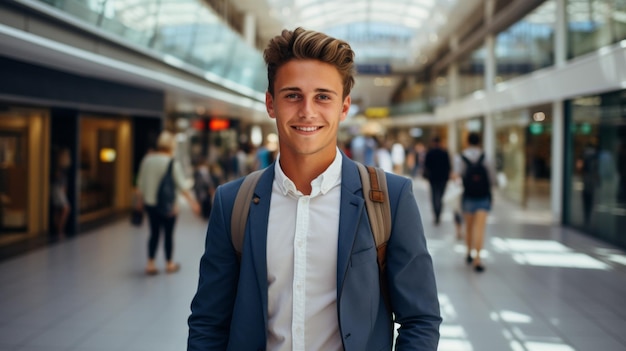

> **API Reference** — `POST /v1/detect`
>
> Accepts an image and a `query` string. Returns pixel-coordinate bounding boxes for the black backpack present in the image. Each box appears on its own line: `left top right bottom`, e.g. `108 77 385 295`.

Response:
461 154 491 199
156 159 176 216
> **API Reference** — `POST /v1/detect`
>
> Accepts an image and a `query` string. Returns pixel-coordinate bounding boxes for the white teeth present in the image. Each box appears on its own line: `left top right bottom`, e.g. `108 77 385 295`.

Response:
295 126 319 132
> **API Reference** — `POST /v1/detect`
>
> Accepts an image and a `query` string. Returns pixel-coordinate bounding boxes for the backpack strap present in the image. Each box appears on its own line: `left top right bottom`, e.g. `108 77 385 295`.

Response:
231 163 393 315
231 169 265 259
460 154 471 166
356 163 392 316
356 163 391 255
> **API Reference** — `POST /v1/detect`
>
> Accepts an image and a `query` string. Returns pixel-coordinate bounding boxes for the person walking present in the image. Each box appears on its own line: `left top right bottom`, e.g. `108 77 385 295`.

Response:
50 147 72 239
423 136 451 225
188 27 441 351
454 132 496 272
136 131 200 275
192 158 215 220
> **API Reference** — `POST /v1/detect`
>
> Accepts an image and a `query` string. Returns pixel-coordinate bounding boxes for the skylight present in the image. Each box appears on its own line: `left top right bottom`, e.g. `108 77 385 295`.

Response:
267 0 460 71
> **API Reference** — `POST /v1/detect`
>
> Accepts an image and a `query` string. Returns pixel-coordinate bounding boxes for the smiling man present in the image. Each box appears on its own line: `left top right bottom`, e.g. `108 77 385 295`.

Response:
188 27 441 351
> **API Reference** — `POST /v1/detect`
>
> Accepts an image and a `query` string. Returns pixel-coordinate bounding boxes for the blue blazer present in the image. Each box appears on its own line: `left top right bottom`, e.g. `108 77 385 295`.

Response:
188 155 441 350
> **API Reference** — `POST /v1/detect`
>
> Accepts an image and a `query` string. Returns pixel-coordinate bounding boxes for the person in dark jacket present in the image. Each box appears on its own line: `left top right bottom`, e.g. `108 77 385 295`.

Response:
423 136 451 225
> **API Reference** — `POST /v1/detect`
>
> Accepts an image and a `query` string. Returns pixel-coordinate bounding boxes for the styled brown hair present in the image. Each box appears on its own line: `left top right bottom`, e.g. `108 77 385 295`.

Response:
263 27 355 98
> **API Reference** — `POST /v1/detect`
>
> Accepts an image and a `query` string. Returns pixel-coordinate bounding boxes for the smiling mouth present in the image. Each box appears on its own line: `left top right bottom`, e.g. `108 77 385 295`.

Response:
293 126 321 132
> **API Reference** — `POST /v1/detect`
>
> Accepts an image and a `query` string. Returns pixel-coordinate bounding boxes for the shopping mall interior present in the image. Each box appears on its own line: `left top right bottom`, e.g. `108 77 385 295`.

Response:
0 0 625 350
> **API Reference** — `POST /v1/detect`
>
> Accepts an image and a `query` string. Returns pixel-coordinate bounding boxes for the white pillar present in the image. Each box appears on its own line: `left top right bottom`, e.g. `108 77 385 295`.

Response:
484 0 496 92
551 101 564 223
483 114 495 164
243 12 256 47
483 0 496 174
555 0 567 67
448 120 458 154
448 35 460 153
485 35 496 92
551 0 566 223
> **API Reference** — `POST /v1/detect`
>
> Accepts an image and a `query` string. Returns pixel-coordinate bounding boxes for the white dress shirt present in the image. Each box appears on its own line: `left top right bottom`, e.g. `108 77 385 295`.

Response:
266 149 343 351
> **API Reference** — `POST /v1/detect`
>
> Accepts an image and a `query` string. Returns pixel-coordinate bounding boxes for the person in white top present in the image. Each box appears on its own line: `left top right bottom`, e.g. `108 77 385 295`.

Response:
188 27 441 351
136 131 200 275
391 142 406 175
453 132 496 272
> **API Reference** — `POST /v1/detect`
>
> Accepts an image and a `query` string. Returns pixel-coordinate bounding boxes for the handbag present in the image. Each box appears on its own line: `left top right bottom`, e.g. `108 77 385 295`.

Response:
131 189 144 226
443 180 464 206
131 208 144 226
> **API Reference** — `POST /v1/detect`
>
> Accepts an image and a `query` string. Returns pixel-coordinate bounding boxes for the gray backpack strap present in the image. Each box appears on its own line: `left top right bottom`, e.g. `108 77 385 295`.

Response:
356 162 392 315
356 163 392 248
231 169 265 259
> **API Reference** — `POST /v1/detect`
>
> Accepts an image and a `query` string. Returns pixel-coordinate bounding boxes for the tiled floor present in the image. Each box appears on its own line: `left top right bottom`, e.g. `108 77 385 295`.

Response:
0 178 625 350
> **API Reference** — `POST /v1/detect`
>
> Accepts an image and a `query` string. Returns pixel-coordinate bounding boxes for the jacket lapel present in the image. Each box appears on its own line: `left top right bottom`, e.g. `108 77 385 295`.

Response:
336 157 366 296
247 165 275 324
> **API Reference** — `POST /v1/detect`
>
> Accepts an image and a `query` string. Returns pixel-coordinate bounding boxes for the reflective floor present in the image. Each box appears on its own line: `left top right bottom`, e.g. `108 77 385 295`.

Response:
0 178 625 350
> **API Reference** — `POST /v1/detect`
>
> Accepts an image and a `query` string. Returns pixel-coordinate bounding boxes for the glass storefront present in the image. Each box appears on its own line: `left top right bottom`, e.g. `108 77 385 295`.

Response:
567 0 626 59
494 106 553 210
495 0 555 84
79 116 132 223
565 90 626 249
0 107 50 247
494 110 528 205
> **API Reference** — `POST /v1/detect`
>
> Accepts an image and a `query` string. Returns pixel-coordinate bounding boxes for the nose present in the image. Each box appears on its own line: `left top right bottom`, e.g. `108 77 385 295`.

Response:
298 99 315 118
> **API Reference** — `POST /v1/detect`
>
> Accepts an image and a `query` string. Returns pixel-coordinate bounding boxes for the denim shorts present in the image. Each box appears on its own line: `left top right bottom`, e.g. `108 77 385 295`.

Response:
462 197 492 213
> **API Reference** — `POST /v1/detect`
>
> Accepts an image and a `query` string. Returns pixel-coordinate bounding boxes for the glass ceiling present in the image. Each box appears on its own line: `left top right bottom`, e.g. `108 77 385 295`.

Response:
266 0 460 71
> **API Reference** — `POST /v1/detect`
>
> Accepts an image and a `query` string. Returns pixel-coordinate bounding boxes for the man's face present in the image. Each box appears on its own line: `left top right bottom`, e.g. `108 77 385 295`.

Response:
266 59 350 161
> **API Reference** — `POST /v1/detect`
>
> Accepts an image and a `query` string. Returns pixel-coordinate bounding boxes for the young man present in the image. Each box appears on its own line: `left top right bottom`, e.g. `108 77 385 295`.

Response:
188 28 441 351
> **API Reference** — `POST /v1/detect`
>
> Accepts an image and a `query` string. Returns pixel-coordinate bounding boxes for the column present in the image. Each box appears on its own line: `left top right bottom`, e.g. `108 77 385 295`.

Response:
447 36 460 153
483 0 496 171
243 12 256 47
551 0 566 223
551 101 564 223
554 0 567 67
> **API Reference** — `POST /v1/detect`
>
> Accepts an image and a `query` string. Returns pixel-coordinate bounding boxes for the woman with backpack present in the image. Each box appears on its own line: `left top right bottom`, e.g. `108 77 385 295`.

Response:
453 132 496 272
136 131 200 275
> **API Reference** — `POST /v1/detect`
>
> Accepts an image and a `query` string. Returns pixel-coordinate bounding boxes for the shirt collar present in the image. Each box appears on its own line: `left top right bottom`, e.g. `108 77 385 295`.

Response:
274 148 343 197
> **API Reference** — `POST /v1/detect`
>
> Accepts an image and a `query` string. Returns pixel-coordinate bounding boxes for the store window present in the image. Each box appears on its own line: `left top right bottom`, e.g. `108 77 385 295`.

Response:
494 106 553 209
567 0 626 59
565 90 626 249
79 117 121 220
495 0 555 84
494 110 528 205
0 125 28 233
0 107 48 246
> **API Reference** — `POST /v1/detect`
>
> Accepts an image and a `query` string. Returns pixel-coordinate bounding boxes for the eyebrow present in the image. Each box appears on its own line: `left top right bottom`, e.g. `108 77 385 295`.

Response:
278 87 339 96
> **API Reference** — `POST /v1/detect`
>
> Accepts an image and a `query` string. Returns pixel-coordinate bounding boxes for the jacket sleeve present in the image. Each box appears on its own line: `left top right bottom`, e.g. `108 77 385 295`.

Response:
187 184 239 350
386 177 442 350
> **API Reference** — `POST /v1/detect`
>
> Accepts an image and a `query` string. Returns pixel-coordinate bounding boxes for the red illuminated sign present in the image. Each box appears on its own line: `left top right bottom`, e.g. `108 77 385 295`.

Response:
209 119 230 131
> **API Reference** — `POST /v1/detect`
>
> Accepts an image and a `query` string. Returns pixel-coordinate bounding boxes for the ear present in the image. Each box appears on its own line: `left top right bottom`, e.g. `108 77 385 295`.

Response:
340 95 351 122
266 91 276 119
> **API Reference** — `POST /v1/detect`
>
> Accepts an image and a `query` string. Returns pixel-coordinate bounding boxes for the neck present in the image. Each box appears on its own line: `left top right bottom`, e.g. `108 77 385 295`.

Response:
279 150 337 195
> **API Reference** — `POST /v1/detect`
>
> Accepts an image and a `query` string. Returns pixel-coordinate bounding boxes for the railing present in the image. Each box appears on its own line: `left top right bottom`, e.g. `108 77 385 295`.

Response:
35 0 267 94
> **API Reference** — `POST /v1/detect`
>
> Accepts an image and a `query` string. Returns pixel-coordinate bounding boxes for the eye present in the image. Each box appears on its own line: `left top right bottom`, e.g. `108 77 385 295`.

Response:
285 93 301 100
317 94 331 101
